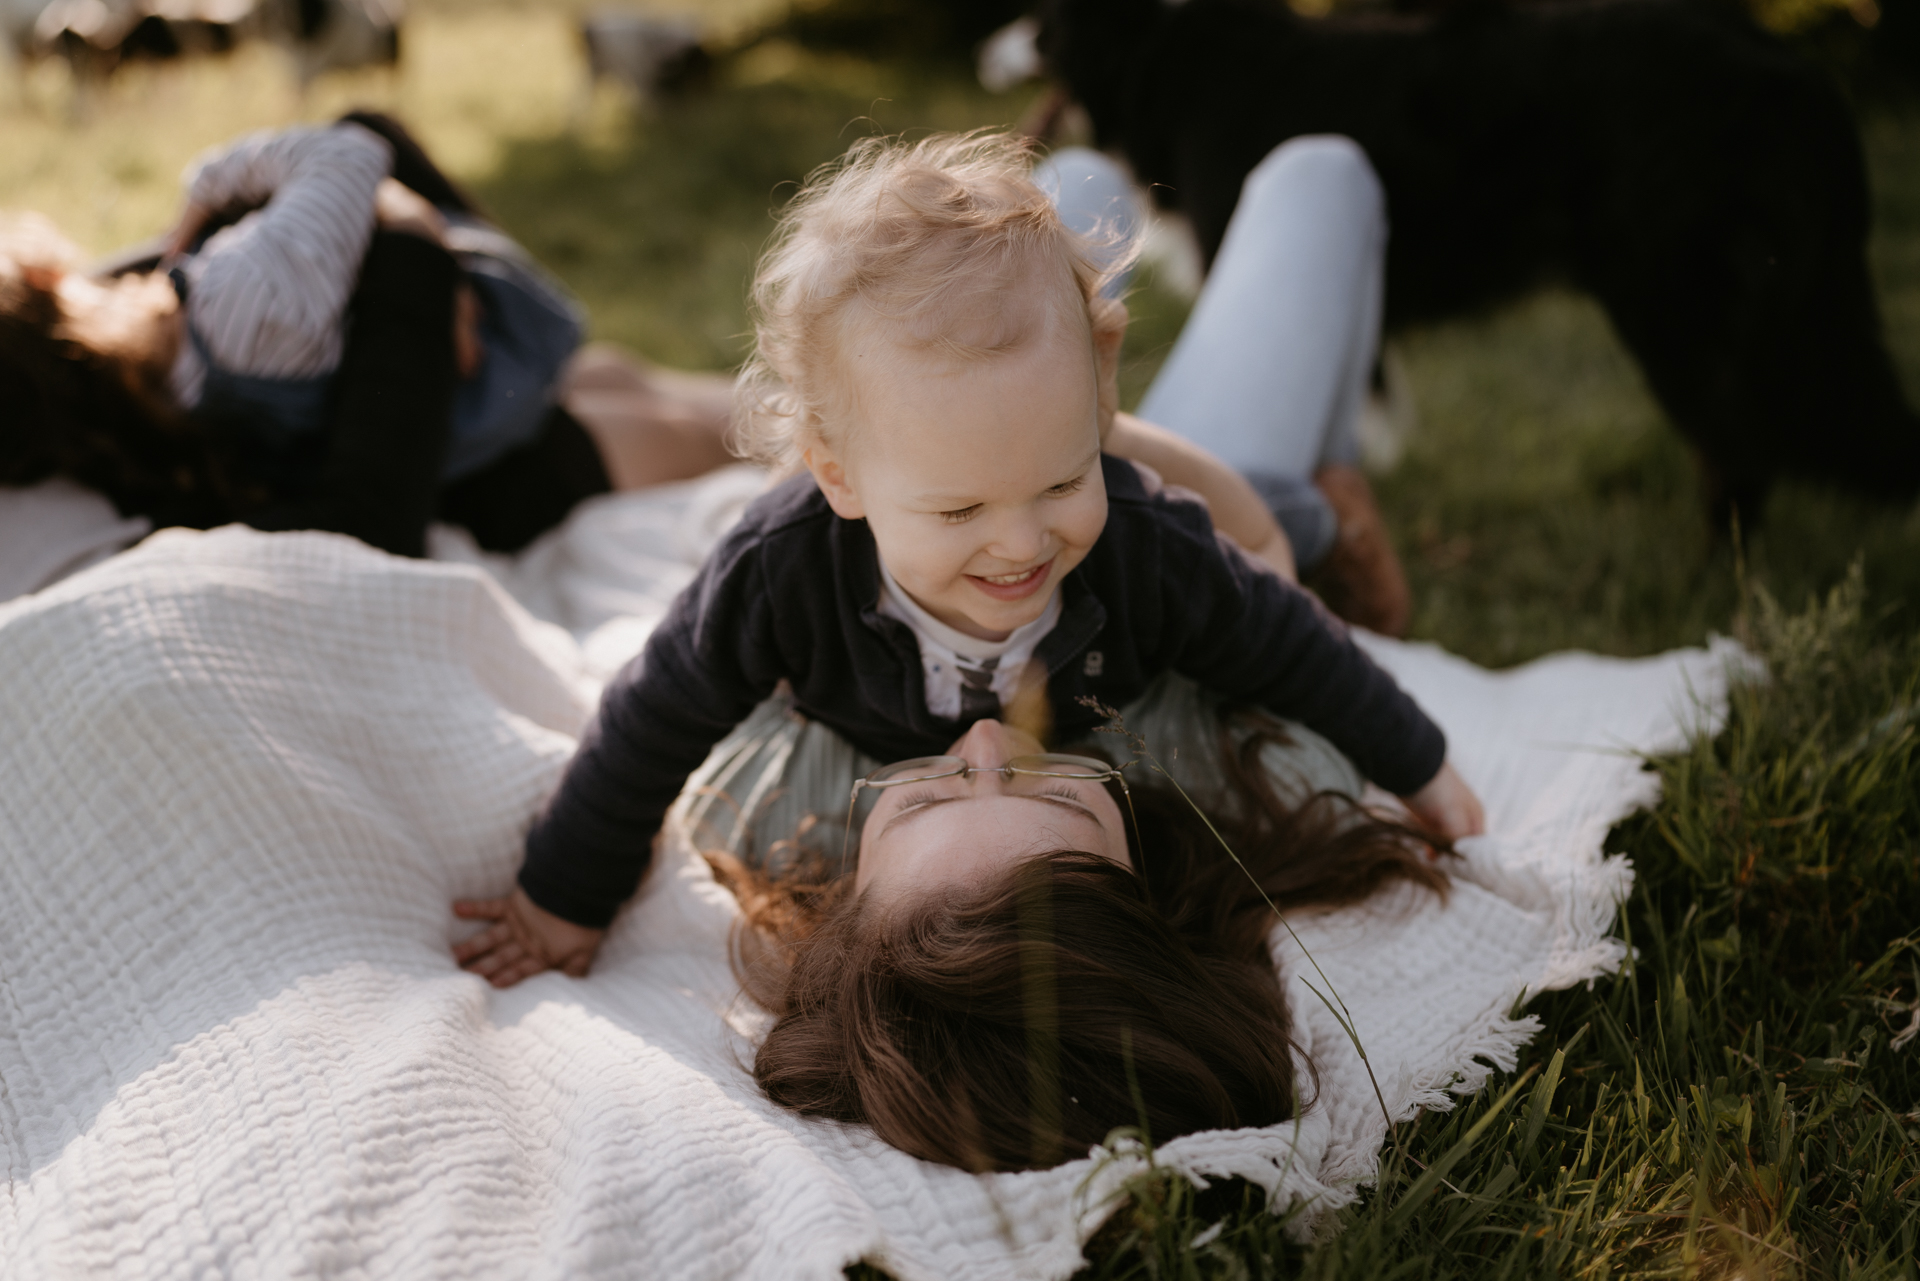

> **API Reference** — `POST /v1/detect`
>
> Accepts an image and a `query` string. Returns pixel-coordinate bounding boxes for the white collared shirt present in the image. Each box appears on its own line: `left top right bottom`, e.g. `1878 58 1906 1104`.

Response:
875 560 1062 721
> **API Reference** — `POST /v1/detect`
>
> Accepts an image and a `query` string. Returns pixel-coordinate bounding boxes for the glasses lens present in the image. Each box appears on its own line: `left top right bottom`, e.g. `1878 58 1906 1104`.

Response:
864 756 969 787
1006 754 1114 779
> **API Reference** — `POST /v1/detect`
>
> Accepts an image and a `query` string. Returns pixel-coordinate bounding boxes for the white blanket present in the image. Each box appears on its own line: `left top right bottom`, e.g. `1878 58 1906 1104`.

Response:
0 491 1741 1279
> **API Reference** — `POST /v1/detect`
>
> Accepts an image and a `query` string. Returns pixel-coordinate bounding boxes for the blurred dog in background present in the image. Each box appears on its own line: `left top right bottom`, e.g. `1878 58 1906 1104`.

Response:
7 0 399 82
578 9 708 112
277 0 399 83
1034 0 1920 526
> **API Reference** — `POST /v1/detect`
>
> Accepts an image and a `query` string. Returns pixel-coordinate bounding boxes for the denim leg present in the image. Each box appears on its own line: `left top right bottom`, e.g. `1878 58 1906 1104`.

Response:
1242 471 1340 570
1035 140 1381 571
1032 147 1141 299
1135 135 1386 478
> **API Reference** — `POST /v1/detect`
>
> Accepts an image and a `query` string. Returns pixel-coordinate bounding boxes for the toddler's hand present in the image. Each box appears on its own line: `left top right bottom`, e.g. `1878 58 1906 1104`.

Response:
452 887 604 988
1402 761 1485 844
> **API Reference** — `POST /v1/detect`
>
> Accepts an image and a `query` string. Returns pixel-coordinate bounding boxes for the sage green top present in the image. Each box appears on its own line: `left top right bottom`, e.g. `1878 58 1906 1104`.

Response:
669 672 1363 881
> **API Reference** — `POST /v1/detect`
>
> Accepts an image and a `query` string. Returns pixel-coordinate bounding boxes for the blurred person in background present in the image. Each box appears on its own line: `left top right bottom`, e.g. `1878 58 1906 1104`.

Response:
0 111 735 567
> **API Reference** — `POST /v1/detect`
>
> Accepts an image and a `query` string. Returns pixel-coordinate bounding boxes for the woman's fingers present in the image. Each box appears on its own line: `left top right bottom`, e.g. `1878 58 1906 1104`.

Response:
165 201 210 257
453 284 485 379
374 178 448 244
453 896 508 920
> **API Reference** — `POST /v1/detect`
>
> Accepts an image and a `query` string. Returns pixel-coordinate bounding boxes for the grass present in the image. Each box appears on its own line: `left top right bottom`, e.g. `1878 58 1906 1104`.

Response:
1065 571 1920 1279
5 5 1917 1275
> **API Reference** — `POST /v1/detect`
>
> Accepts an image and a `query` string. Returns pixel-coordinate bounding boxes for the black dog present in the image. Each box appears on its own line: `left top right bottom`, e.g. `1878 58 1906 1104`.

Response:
1039 0 1920 524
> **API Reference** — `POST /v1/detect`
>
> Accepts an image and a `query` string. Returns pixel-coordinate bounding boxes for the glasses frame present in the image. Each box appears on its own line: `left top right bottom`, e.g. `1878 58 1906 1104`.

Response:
843 753 1139 869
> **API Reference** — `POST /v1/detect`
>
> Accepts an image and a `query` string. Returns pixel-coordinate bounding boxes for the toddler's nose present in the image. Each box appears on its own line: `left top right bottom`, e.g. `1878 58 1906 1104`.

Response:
984 513 1047 566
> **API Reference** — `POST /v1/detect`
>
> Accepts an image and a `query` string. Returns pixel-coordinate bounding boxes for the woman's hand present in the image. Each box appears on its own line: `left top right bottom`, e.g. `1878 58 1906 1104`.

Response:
1402 761 1486 844
373 177 449 244
452 887 604 987
164 200 212 257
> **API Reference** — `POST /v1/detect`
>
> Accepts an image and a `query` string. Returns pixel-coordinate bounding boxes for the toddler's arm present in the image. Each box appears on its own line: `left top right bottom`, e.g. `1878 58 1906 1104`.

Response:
171 123 392 381
452 514 791 984
1104 411 1298 581
1171 520 1485 831
1126 478 1464 811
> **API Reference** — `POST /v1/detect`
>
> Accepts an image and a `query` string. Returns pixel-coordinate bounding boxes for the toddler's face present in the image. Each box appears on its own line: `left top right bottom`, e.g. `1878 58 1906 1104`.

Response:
809 305 1108 641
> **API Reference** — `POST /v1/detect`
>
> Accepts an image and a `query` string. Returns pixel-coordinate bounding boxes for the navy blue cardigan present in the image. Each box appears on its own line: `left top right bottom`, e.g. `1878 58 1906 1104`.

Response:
519 456 1447 927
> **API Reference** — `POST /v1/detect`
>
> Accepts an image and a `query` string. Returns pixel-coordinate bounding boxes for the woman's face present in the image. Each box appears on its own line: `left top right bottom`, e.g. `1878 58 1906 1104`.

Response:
55 269 182 373
853 719 1131 907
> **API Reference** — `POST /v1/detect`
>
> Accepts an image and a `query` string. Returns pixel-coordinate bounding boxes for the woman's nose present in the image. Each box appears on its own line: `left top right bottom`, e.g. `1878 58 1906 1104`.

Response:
953 718 1014 772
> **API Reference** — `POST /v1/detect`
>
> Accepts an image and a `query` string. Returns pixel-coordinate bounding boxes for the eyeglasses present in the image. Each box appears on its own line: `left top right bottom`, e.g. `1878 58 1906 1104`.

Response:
844 753 1136 865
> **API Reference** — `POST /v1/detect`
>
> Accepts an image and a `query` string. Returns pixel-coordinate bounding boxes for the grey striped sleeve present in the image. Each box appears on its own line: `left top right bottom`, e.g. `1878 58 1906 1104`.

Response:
177 124 393 386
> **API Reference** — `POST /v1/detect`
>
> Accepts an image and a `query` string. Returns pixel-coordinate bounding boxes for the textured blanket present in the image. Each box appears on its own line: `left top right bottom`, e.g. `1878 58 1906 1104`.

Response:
0 493 1740 1279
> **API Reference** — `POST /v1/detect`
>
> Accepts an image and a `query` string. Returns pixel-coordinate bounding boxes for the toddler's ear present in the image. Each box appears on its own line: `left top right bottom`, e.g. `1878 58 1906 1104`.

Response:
802 441 866 520
1089 298 1129 439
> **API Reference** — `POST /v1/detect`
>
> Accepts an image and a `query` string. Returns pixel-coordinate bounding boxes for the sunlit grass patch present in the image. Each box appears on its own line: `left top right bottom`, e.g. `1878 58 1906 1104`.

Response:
473 48 1042 368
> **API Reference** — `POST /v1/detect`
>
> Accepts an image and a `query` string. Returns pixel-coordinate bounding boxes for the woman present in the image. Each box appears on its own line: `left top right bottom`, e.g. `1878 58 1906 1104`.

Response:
452 659 1450 1172
444 135 1447 1170
689 679 1447 1173
0 112 735 565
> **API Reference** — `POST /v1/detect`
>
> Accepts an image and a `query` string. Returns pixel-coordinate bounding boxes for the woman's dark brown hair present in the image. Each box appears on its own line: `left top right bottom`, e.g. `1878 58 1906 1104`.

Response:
0 260 234 528
709 716 1451 1173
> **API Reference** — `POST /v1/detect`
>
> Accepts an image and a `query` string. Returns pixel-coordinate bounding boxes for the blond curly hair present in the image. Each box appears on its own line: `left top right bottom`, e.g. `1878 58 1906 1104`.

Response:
734 130 1137 471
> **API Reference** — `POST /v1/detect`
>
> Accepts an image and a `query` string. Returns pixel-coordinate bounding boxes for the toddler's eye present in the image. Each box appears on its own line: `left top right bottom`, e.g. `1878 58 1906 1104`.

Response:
939 505 982 524
1047 474 1088 496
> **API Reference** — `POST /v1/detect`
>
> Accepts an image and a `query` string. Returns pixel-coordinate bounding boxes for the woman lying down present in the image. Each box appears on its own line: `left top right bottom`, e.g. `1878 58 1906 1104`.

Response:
452 133 1482 1172
678 692 1449 1174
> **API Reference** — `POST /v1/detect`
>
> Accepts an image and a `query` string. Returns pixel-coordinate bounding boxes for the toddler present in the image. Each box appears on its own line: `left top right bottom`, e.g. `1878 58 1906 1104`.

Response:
454 132 1482 984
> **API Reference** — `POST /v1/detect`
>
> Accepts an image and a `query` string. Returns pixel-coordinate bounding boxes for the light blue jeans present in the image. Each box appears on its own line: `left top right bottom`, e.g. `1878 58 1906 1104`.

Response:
1034 136 1388 571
